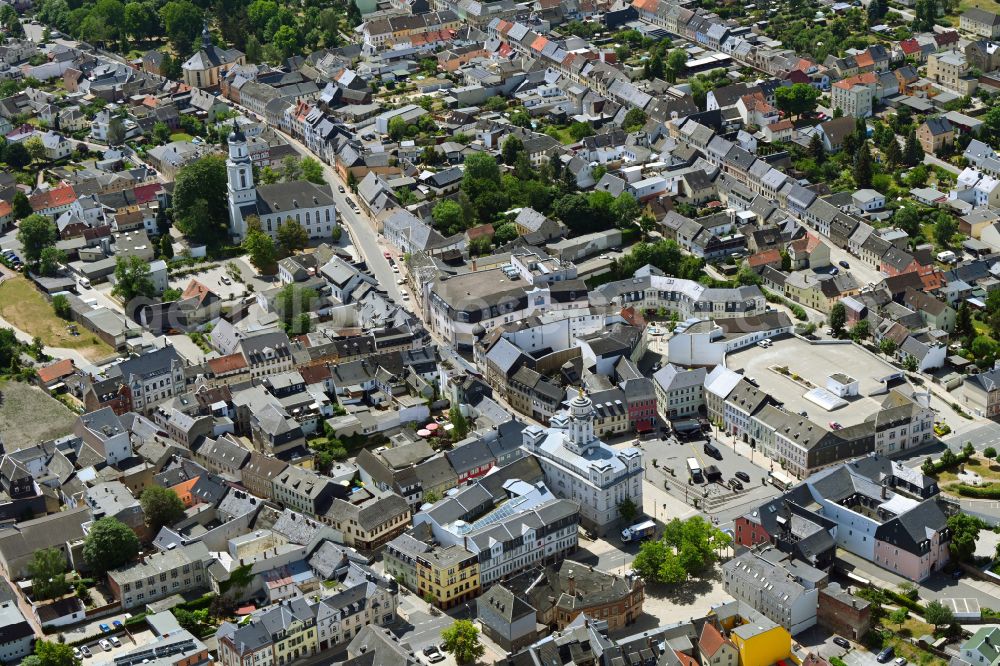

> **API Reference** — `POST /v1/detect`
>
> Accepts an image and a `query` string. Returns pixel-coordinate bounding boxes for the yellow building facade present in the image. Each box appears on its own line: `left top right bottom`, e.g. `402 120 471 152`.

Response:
416 544 481 609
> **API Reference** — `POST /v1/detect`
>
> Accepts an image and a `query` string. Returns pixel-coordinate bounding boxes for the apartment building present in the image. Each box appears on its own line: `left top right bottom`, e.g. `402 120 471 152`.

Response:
108 543 211 610
218 598 317 666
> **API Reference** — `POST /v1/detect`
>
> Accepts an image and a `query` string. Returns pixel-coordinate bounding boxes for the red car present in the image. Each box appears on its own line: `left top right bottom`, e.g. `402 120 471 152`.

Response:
383 251 391 259
829 421 843 430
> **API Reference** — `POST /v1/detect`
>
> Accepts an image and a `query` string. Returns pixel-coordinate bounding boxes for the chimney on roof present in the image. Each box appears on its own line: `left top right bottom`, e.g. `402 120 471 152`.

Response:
567 570 575 596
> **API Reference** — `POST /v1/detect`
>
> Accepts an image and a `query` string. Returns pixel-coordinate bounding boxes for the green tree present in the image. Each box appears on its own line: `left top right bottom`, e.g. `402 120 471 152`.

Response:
24 135 45 163
17 214 58 269
159 0 203 57
160 235 174 260
152 121 172 145
140 486 185 533
124 1 160 39
172 155 228 244
774 83 821 119
3 142 30 170
892 205 922 240
613 193 640 228
849 319 870 342
275 284 319 330
28 548 68 600
903 128 923 166
10 191 30 220
829 302 847 337
904 354 918 372
276 218 308 256
52 294 71 319
934 214 957 248
643 52 664 80
33 641 79 666
82 517 140 573
501 135 524 166
664 48 688 83
956 302 974 341
449 406 469 439
879 337 897 357
986 446 998 459
387 115 407 141
271 24 299 59
112 255 155 303
432 200 466 236
243 219 277 274
948 513 984 562
885 137 902 168
809 132 826 163
38 247 65 277
568 121 595 141
493 222 518 244
618 497 638 523
482 96 507 112
623 108 648 132
888 608 909 629
924 600 955 628
441 620 485 664
300 157 325 184
854 140 873 189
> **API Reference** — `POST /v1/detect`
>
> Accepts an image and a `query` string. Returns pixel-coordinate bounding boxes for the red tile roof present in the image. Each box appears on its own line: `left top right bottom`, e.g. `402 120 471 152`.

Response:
29 184 76 211
182 279 218 305
855 50 875 68
133 182 162 205
899 38 921 54
207 353 247 375
0 200 11 218
748 248 782 267
37 358 75 384
699 623 730 658
299 364 332 385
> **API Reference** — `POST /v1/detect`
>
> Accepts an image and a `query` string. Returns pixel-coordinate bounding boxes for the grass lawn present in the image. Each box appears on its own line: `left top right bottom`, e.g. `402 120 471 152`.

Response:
946 0 1000 22
936 456 1000 489
170 132 195 142
0 277 114 361
0 379 77 447
545 127 578 145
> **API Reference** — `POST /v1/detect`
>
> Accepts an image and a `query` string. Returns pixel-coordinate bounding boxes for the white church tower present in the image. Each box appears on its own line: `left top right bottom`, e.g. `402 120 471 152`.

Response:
227 126 255 240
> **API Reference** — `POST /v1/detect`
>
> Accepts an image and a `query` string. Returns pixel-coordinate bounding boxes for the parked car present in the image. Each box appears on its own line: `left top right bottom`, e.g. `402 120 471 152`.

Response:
729 478 744 491
99 624 111 633
894 659 906 666
735 471 750 482
220 276 232 285
78 277 91 288
877 647 894 663
73 648 83 659
829 421 843 430
99 640 112 652
839 260 850 269
112 620 123 630
829 267 839 275
110 637 121 648
833 637 850 649
80 646 92 658
338 185 345 193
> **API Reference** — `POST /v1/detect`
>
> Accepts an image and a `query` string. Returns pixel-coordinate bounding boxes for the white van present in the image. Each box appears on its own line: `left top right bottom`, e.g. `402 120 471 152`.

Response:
78 277 91 289
936 250 957 264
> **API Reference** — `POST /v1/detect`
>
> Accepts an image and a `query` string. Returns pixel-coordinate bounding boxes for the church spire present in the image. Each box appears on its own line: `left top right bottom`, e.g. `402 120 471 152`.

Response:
201 21 212 50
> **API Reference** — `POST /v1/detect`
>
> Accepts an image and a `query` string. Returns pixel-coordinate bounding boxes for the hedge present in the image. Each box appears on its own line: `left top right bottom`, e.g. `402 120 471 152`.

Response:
956 484 1000 499
884 590 924 615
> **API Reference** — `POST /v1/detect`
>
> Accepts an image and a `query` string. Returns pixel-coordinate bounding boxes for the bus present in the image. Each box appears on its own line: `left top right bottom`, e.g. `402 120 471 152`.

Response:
768 470 794 490
687 457 703 483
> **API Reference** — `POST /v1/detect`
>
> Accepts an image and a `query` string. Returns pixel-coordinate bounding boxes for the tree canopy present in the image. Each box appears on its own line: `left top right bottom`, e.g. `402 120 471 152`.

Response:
633 516 731 584
82 517 140 573
140 486 185 533
112 255 156 303
774 83 821 120
17 214 58 269
441 620 485 664
28 548 69 600
172 155 229 244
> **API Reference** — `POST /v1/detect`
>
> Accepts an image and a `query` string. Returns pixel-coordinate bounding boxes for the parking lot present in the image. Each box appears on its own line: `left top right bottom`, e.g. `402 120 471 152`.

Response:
726 338 907 429
78 626 152 665
636 435 782 518
165 261 256 301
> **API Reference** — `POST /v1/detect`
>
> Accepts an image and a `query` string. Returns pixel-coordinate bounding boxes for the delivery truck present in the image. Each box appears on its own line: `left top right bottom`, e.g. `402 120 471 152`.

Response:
621 519 657 542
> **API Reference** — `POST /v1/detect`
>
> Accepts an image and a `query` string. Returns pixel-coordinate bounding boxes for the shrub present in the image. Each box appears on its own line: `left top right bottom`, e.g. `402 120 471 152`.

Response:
956 484 1000 499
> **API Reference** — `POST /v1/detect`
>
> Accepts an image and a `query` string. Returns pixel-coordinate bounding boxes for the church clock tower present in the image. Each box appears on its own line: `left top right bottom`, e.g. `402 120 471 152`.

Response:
226 126 255 239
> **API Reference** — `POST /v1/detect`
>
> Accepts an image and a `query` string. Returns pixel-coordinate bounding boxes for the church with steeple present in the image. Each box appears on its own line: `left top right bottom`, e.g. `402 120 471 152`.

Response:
226 127 338 241
521 389 643 536
181 23 245 90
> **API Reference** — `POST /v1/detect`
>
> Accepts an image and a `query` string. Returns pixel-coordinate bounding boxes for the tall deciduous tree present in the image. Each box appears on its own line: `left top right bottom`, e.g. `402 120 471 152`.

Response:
441 620 485 664
159 0 203 57
774 83 821 119
82 517 140 573
172 155 229 244
17 214 57 268
243 218 277 274
112 255 156 303
140 486 185 533
28 548 69 600
276 218 308 256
